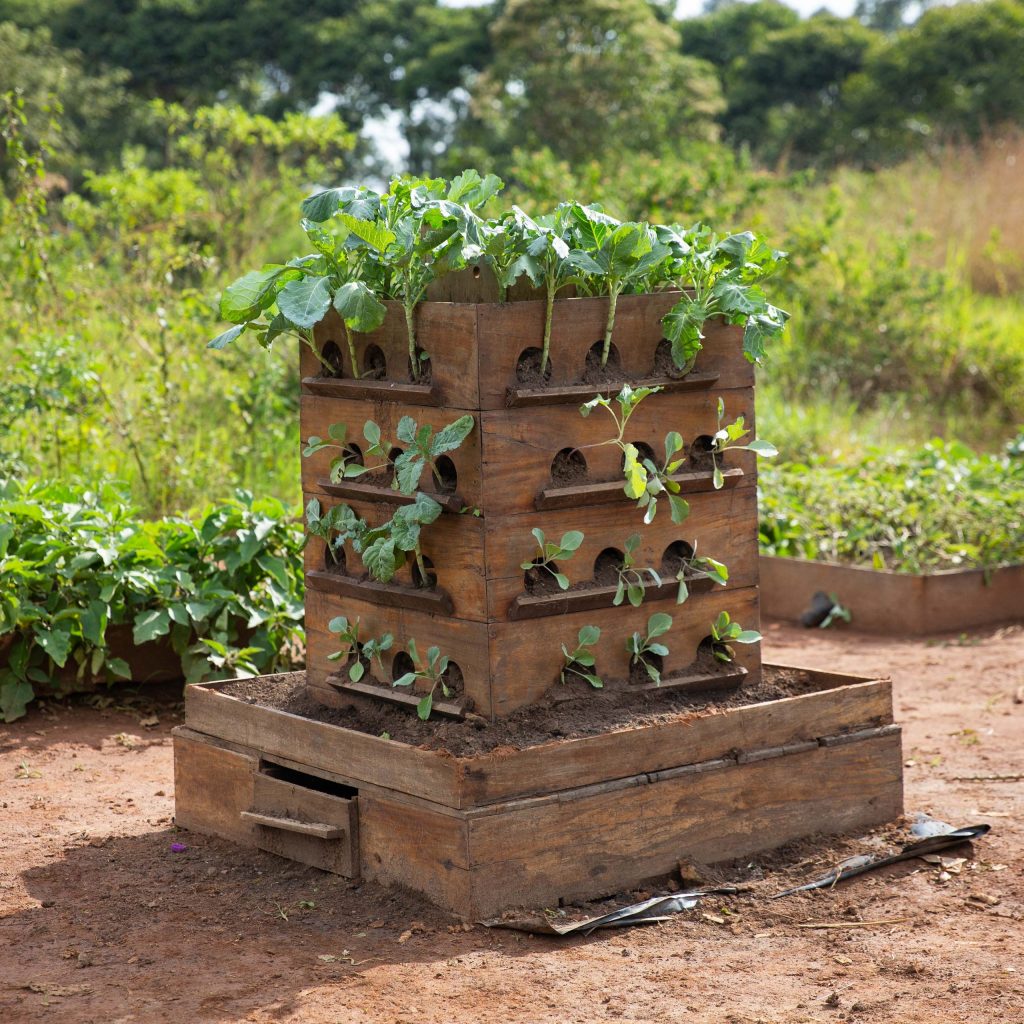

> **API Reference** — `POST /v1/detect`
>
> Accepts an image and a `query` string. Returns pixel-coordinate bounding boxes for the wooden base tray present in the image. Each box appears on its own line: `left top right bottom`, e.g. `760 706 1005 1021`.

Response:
174 663 903 918
760 556 1024 635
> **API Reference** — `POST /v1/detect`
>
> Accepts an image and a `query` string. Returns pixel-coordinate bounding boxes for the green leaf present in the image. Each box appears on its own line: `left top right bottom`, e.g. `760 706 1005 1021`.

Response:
0 678 33 722
395 416 417 445
623 444 647 500
277 275 333 329
337 212 396 253
429 415 475 456
627 584 645 607
393 451 424 495
133 609 170 645
578 625 601 646
219 267 284 323
327 615 350 635
582 673 604 689
362 537 399 583
668 494 690 524
559 530 584 553
106 657 131 679
735 630 762 644
553 572 570 591
207 323 246 350
417 693 433 720
34 625 72 667
648 642 670 657
333 281 387 333
349 660 365 682
647 613 673 639
744 439 779 457
393 672 417 688
713 466 724 490
80 600 108 646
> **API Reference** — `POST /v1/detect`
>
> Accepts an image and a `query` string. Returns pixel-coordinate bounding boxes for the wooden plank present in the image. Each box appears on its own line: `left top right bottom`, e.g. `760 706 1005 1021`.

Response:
465 731 903 915
316 478 465 513
306 568 455 616
301 376 439 406
479 386 757 517
509 576 716 620
240 811 344 839
183 678 465 808
330 678 467 720
535 467 743 510
506 370 720 408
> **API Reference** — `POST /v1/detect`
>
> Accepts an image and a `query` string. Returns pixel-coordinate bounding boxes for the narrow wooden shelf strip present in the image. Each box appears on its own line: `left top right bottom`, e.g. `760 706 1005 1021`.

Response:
535 466 744 511
318 477 465 512
302 376 439 406
630 664 748 693
330 678 467 720
306 569 454 615
506 370 720 408
241 810 345 839
509 575 715 620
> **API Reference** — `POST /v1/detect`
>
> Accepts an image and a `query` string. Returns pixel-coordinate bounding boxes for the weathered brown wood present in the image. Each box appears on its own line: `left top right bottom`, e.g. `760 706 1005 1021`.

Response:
329 678 467 720
301 376 440 406
316 477 465 512
535 466 745 511
464 730 903 915
173 729 256 844
240 811 344 839
760 556 1024 635
629 664 747 693
479 387 757 517
306 568 455 616
509 576 716 620
506 370 721 408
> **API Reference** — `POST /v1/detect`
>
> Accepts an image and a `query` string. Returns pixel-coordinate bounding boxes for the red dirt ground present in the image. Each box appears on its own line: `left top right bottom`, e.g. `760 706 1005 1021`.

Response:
1 622 1021 1023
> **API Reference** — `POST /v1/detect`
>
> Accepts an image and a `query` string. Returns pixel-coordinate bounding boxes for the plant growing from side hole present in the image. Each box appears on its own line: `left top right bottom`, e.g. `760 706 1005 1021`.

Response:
613 534 663 607
392 638 454 720
303 421 390 483
560 625 603 688
673 545 729 604
389 414 474 494
521 528 585 590
708 610 762 663
580 385 690 524
303 498 361 566
626 612 673 684
709 396 778 489
326 616 393 682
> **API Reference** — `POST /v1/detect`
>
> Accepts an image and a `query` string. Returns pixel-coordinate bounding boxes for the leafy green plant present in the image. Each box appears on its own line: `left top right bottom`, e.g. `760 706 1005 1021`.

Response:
626 612 673 684
392 638 455 720
612 534 662 607
708 397 778 489
326 616 393 683
580 385 690 524
559 625 603 688
708 611 762 663
520 528 585 591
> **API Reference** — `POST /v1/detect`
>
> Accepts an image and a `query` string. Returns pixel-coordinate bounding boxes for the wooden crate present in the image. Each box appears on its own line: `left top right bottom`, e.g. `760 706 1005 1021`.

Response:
174 665 903 919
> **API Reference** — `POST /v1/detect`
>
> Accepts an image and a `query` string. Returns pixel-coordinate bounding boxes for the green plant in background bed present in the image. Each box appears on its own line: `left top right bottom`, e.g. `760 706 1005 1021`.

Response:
327 616 394 682
560 625 603 688
392 638 456 720
708 611 762 664
759 439 1024 572
626 612 673 684
0 479 304 722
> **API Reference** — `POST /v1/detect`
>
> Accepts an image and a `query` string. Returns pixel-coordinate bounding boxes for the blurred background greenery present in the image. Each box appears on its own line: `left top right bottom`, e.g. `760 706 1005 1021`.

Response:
3 0 1024 516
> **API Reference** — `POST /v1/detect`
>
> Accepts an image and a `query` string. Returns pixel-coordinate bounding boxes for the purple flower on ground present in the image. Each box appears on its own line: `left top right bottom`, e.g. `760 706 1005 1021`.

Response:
170 842 188 853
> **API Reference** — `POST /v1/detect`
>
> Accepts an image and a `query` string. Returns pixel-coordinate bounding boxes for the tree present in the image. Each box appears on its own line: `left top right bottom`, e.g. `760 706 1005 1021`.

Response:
460 0 724 166
679 0 800 70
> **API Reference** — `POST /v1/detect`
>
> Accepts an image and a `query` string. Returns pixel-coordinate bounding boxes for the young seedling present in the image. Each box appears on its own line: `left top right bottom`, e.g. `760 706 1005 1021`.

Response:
353 492 444 587
626 612 673 685
708 611 762 663
521 528 585 591
390 414 475 494
612 534 663 607
303 498 361 566
326 615 393 682
302 420 391 483
708 397 778 489
560 625 603 688
673 546 729 604
579 385 690 524
392 638 455 720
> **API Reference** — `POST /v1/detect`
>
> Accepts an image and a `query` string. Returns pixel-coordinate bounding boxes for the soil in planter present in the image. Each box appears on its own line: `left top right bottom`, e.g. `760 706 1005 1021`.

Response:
581 342 623 386
515 347 553 387
522 562 564 596
549 447 588 486
224 665 839 758
628 652 664 686
689 435 717 472
409 348 433 385
651 338 688 379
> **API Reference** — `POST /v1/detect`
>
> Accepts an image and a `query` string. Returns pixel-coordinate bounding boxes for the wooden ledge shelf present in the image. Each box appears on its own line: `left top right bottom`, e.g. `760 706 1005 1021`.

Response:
306 569 454 615
509 575 715 620
630 664 748 693
318 477 465 513
302 375 439 406
536 466 744 511
329 677 468 720
505 370 720 408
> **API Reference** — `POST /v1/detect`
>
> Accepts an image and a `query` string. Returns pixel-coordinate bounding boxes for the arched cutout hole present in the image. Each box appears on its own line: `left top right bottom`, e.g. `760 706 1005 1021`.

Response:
661 540 695 576
652 338 688 379
583 341 622 384
629 651 663 687
362 343 386 380
593 547 624 586
621 441 657 472
516 346 552 385
320 341 344 378
433 455 458 495
391 652 415 687
344 441 364 468
523 557 562 596
550 447 587 485
324 544 347 575
409 347 432 384
690 434 716 470
387 447 404 474
411 555 438 590
696 635 734 672
440 659 464 698
472 265 482 279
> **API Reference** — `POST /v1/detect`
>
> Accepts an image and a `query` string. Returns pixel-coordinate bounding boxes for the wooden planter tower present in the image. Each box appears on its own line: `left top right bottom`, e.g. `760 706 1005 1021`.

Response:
174 279 903 918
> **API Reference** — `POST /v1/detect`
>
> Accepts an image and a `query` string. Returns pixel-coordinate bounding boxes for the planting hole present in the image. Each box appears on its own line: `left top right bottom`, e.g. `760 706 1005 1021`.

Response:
472 265 482 279
324 544 347 575
409 347 432 383
661 540 695 575
344 441 364 468
412 555 438 590
583 341 622 384
321 341 344 378
363 344 387 380
652 338 687 379
441 660 464 698
434 456 458 494
524 557 561 595
260 761 357 799
516 346 552 385
690 435 715 470
630 652 664 687
550 447 587 485
392 652 416 687
622 441 657 472
593 547 624 585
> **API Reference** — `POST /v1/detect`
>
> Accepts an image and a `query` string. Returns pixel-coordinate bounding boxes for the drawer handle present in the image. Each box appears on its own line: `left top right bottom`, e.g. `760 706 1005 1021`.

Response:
241 811 345 839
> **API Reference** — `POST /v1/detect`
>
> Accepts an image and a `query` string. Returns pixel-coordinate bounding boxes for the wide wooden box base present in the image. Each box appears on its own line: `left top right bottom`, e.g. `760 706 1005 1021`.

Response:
173 666 903 919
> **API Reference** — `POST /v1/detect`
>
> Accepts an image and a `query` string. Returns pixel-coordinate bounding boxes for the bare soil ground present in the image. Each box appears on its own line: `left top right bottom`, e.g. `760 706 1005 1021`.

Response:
1 622 1021 1024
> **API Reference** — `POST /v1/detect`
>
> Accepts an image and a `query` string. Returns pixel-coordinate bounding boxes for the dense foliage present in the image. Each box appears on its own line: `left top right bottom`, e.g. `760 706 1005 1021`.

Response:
0 481 304 721
759 441 1024 572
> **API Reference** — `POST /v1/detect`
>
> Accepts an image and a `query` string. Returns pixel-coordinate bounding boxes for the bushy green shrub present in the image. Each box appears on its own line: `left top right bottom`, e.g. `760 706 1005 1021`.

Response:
0 479 304 722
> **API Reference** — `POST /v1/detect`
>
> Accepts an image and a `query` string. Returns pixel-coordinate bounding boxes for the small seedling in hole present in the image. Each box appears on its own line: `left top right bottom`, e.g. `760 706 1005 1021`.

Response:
708 611 762 663
393 638 454 721
326 616 393 682
560 625 603 688
709 397 777 489
626 612 673 684
304 498 360 565
521 528 584 590
580 385 690 524
303 421 391 483
613 534 662 607
673 543 729 604
388 414 474 494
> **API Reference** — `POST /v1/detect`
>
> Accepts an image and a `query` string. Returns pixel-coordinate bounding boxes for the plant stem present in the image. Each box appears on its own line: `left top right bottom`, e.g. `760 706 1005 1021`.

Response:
541 278 555 373
414 544 429 588
404 301 418 382
343 321 359 379
601 285 620 366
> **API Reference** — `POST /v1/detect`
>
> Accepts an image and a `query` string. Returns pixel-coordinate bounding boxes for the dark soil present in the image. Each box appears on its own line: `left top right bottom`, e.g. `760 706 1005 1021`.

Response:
549 447 588 485
581 342 623 385
224 665 832 758
522 564 563 596
628 652 664 686
362 344 387 380
514 347 552 386
409 349 433 384
661 541 694 576
319 340 345 377
651 337 688 379
689 435 717 471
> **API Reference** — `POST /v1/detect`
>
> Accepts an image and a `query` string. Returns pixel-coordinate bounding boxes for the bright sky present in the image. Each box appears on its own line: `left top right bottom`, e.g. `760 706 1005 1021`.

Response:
443 0 860 17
